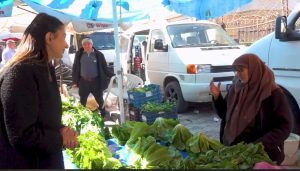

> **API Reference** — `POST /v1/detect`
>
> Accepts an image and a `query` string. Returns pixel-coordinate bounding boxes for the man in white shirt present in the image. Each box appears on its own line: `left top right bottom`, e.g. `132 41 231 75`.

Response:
1 40 16 65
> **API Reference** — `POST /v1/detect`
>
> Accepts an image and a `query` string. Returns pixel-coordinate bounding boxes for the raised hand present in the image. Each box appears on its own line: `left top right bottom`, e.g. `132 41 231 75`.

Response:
210 80 221 100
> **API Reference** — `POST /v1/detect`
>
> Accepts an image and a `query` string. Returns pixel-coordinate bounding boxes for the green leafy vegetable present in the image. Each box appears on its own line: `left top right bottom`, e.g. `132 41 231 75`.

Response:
66 131 121 169
61 97 110 139
111 121 137 145
141 102 176 113
169 124 193 150
126 122 153 147
150 117 179 141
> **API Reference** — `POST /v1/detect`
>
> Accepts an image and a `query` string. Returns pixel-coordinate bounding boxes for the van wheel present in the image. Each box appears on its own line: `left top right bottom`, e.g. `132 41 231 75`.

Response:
284 91 300 135
164 82 188 113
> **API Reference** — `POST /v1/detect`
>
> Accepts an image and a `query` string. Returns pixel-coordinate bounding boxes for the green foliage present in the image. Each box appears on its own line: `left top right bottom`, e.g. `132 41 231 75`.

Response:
111 121 137 145
150 117 179 141
66 131 121 169
169 124 193 151
110 117 274 169
189 142 274 169
61 97 110 139
130 86 152 93
141 142 182 169
126 136 157 168
62 97 120 169
126 122 153 147
141 102 176 113
62 97 275 169
185 132 224 157
131 136 157 155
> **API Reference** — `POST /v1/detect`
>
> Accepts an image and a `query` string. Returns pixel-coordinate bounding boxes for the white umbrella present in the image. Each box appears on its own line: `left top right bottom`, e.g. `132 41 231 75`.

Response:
0 5 36 33
0 31 23 41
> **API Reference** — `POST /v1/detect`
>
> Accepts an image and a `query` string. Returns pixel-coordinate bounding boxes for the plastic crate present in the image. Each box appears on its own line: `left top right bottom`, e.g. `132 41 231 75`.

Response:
141 109 178 125
127 84 161 108
129 106 141 121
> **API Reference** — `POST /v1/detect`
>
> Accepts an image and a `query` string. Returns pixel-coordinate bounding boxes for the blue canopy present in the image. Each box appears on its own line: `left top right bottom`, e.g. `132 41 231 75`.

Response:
21 0 254 32
162 0 253 19
0 0 13 17
22 0 163 32
23 0 162 23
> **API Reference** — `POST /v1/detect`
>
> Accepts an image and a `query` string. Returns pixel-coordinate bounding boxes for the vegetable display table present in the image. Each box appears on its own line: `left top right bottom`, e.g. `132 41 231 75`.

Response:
63 151 78 169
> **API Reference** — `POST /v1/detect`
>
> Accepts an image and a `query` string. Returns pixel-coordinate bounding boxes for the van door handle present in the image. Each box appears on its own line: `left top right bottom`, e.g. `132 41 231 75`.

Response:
147 54 149 61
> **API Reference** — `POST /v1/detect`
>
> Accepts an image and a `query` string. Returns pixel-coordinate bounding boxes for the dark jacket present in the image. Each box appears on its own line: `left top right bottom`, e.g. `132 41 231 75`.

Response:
0 60 64 169
213 87 291 165
72 47 114 90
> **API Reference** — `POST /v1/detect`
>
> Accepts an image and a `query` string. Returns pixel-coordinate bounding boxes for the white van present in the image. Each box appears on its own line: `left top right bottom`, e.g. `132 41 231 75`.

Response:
125 20 245 112
244 4 300 135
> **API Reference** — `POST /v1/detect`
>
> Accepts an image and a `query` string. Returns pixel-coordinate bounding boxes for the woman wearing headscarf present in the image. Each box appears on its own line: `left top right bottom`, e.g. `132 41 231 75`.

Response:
210 53 292 165
0 13 78 169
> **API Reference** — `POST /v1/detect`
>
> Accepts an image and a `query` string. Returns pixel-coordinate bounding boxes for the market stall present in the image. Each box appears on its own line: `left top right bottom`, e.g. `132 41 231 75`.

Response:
61 90 281 169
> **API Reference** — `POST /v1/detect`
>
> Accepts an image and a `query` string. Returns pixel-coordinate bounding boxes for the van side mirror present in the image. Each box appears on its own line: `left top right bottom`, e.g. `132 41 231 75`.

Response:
154 39 168 51
275 16 287 40
68 45 76 54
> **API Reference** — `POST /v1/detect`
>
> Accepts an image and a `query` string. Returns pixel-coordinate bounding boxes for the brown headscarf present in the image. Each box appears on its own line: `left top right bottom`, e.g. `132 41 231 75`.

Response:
223 53 278 145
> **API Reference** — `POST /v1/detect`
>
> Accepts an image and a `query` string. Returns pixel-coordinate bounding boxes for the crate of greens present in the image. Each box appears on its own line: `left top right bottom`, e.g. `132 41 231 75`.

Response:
141 102 177 125
127 84 161 108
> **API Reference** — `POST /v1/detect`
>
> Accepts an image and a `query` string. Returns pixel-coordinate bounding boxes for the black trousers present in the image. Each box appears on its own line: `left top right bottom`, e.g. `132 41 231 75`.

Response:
78 77 105 115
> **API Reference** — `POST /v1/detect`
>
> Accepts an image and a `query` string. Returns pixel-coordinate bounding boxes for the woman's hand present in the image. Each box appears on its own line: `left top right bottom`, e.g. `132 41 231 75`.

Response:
210 80 221 100
60 126 78 149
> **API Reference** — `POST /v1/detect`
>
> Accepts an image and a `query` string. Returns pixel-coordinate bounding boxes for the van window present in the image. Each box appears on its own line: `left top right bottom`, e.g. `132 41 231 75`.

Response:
150 29 166 52
295 18 300 32
89 32 115 50
288 16 300 36
167 23 238 48
77 32 115 50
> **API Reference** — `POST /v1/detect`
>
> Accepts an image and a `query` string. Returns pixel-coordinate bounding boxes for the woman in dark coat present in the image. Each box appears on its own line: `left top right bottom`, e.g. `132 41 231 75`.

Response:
210 53 292 165
0 13 78 169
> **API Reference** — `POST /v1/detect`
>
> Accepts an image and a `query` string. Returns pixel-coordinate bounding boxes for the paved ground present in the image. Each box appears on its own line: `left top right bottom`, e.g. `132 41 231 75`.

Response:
177 102 220 140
